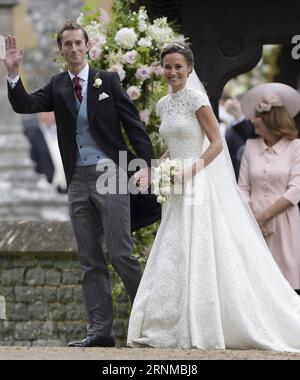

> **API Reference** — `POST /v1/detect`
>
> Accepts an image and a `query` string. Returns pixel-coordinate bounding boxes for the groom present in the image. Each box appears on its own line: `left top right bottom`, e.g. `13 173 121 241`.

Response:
4 22 160 347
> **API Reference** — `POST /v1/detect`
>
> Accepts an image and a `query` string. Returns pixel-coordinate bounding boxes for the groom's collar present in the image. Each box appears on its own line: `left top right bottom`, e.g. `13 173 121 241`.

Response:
68 63 89 82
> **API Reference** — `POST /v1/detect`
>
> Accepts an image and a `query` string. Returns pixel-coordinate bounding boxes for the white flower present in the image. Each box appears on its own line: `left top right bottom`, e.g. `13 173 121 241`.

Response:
107 50 124 66
93 78 103 88
138 37 152 48
139 109 151 125
138 20 148 32
115 27 137 50
135 66 152 81
76 13 84 25
169 34 186 45
148 18 174 45
137 8 148 32
127 86 141 100
109 64 126 82
138 8 148 21
123 50 138 65
85 23 102 40
90 33 106 48
89 46 102 61
157 195 168 204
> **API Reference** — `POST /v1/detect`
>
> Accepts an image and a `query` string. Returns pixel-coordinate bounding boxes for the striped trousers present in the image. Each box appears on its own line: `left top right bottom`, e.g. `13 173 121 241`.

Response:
68 165 142 338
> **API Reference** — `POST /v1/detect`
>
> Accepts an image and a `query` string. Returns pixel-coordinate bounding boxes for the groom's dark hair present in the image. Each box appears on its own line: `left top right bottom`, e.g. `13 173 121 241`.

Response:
57 21 89 47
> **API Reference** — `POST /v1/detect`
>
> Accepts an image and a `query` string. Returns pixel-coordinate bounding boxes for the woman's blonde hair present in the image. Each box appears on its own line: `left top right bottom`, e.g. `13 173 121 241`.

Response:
256 106 298 140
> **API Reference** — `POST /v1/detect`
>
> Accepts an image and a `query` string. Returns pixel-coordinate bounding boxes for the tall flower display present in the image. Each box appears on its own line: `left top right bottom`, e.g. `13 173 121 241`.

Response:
76 0 186 156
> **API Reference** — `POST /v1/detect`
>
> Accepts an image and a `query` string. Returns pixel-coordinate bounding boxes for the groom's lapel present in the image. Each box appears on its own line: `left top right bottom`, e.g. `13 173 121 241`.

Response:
87 67 101 125
60 73 77 119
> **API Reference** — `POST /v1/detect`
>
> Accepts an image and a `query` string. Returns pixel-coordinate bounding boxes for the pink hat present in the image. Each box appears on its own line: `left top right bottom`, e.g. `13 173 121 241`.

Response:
241 83 300 120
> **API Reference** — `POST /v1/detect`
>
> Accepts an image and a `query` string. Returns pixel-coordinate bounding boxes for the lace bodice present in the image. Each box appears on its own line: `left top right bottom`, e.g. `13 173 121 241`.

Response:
157 86 211 160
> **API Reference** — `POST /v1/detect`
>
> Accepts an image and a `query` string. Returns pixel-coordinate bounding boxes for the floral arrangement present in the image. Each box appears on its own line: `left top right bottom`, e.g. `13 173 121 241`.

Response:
75 0 186 156
152 158 182 204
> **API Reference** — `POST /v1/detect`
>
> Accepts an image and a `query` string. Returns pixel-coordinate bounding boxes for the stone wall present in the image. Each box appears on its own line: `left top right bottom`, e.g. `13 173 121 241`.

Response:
0 221 130 346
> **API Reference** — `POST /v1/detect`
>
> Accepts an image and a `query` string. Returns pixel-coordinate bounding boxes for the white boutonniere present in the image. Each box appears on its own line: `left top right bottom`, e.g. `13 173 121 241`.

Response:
93 78 103 88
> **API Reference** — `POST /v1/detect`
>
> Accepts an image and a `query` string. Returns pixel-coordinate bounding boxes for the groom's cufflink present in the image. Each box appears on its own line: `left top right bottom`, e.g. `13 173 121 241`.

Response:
98 92 110 101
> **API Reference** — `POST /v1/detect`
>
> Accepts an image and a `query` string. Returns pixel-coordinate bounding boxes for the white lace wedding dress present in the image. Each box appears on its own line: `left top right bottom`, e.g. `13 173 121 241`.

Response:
127 86 300 351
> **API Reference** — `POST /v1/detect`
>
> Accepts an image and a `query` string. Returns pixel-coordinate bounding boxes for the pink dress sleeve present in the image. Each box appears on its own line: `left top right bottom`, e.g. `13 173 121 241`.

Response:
238 140 252 204
282 140 300 205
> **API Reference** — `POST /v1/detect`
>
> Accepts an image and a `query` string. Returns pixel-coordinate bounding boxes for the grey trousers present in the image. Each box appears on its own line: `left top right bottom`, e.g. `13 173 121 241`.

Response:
67 165 142 337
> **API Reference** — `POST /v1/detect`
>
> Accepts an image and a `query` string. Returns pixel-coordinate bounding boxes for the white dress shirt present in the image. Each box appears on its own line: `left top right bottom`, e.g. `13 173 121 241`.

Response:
68 64 89 98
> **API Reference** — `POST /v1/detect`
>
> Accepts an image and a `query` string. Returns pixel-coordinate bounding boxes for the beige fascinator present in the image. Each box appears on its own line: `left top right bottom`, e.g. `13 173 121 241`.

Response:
241 83 300 120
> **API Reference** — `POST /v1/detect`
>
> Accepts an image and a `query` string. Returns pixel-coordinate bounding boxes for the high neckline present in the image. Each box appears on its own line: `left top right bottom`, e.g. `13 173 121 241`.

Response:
170 85 188 97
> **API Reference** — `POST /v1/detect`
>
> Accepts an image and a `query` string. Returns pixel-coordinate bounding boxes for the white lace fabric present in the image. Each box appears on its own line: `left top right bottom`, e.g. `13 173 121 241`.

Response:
127 86 300 351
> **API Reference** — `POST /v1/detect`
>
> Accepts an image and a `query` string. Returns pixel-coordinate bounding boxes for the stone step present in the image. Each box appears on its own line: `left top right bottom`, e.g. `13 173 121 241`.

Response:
0 170 49 184
0 206 69 221
0 134 30 149
0 151 32 162
0 126 24 135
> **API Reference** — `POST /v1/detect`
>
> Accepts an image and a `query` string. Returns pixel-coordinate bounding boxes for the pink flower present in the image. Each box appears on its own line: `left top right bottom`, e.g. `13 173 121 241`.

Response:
89 46 102 61
127 86 141 100
135 66 152 81
151 62 164 76
90 33 106 48
100 8 110 25
139 109 151 124
123 50 138 65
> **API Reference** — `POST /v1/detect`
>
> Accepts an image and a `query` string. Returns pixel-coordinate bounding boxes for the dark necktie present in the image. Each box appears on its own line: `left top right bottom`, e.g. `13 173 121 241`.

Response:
73 76 83 103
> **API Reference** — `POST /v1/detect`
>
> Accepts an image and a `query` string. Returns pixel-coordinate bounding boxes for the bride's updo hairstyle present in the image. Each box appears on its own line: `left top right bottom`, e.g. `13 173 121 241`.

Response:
160 42 194 68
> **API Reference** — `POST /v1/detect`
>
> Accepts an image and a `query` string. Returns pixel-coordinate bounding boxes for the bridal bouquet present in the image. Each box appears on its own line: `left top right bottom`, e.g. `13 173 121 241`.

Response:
152 158 181 204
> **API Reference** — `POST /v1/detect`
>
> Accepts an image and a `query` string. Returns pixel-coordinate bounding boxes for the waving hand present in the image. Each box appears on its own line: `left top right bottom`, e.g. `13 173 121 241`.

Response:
3 35 24 78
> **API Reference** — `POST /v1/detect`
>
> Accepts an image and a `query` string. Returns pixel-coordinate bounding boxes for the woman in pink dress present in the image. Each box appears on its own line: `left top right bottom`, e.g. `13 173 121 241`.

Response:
239 83 300 293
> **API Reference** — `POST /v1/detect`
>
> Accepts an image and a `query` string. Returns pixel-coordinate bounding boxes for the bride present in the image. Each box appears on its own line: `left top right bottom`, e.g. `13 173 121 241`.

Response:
127 42 300 351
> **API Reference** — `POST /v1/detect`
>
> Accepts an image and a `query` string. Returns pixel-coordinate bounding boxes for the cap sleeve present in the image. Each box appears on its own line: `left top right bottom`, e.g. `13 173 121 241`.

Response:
189 88 211 113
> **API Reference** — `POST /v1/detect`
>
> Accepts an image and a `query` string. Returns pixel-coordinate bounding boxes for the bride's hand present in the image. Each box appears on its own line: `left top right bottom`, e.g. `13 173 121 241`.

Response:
172 167 193 186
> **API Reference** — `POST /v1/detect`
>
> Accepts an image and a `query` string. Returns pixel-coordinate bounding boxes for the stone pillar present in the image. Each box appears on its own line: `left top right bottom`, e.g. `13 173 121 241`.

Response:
0 1 69 222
